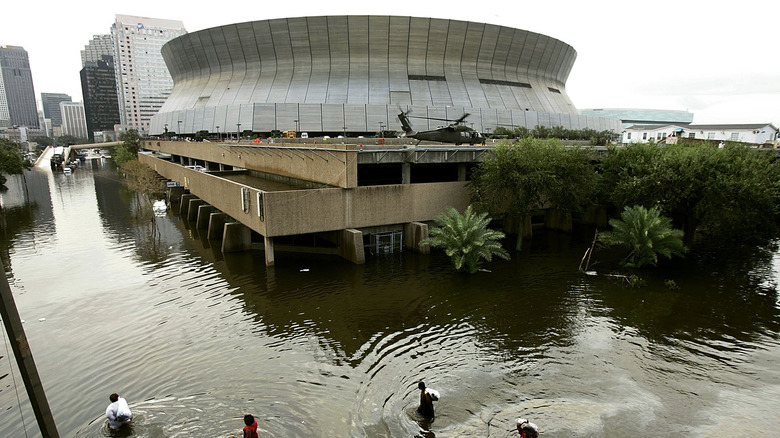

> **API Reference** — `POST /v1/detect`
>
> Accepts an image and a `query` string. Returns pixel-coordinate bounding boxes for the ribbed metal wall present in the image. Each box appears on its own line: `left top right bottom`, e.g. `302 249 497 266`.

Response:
151 16 620 135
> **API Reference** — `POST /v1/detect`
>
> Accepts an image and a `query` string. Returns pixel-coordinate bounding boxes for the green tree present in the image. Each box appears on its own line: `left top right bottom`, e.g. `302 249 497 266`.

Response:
0 138 32 188
599 205 687 268
113 129 142 167
598 142 780 244
469 138 598 248
420 205 510 274
30 136 54 147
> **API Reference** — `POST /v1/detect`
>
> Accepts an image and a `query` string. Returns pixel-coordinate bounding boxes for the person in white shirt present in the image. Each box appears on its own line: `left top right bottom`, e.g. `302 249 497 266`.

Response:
105 393 132 430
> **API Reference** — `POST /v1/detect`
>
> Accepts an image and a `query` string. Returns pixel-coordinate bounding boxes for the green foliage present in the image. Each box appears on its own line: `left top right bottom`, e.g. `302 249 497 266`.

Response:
470 138 597 223
664 279 680 290
599 205 687 268
420 205 510 274
195 130 209 141
113 129 142 167
598 143 780 243
0 138 32 187
30 136 54 147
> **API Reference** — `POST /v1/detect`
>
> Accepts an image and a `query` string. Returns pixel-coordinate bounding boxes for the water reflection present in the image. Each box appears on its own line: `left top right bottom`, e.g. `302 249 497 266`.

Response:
0 164 779 437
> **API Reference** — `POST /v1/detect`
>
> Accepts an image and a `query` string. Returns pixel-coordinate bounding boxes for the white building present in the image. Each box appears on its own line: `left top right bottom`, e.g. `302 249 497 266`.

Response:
60 101 88 139
111 15 186 137
623 123 779 146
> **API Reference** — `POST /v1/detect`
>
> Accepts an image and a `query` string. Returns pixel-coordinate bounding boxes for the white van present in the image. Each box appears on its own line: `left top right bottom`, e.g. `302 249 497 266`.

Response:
301 132 309 138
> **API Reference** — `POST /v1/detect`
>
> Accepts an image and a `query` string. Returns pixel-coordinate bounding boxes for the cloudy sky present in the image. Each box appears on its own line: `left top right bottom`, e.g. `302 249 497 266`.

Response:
3 0 778 125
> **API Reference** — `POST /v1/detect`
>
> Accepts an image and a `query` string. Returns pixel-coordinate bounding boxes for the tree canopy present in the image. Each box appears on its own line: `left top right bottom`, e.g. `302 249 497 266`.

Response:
470 138 598 227
0 138 32 188
113 129 142 166
597 142 780 244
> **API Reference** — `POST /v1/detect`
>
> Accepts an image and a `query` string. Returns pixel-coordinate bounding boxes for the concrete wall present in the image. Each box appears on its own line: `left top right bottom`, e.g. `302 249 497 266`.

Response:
140 154 469 238
142 141 357 188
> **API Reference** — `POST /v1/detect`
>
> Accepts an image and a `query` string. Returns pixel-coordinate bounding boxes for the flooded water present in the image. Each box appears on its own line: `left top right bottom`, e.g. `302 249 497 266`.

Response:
1 162 779 438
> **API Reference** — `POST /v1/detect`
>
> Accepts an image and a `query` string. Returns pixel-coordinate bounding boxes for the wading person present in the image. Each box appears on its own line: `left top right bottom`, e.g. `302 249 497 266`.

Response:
229 414 259 438
105 393 132 430
516 418 539 438
416 381 439 418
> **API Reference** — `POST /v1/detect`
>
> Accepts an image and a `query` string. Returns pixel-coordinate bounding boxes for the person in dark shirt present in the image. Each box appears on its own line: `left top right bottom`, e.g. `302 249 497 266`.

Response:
416 381 439 418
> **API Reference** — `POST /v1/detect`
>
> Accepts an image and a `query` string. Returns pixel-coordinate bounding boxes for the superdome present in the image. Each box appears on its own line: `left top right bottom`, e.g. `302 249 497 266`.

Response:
151 16 620 136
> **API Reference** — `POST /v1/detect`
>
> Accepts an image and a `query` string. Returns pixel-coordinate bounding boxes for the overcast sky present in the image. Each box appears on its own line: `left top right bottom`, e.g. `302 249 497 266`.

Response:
3 0 778 125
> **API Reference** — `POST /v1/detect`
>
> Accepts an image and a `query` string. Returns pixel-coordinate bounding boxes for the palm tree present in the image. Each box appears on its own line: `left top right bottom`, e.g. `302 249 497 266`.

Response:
421 205 510 273
599 205 687 268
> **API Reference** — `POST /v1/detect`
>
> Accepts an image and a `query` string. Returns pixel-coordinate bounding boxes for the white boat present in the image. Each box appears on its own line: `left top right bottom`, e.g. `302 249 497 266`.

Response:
152 200 168 216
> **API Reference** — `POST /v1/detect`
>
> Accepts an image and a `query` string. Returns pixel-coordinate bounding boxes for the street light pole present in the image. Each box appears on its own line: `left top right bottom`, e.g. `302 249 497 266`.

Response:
216 125 220 142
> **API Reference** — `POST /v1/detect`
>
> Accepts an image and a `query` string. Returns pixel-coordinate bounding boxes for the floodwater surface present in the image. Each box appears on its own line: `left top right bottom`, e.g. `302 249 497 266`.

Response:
1 162 779 437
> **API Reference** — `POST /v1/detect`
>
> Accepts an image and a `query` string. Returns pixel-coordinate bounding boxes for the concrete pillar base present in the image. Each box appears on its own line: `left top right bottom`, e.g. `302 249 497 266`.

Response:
221 222 252 253
404 222 430 254
196 205 215 229
337 229 365 264
168 186 185 206
264 236 275 266
187 199 206 222
208 213 227 239
179 194 197 217
544 209 573 232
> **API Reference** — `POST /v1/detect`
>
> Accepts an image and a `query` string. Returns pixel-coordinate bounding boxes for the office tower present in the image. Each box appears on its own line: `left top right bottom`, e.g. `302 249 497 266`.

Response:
0 45 39 128
81 55 120 141
41 92 72 127
60 101 88 139
111 15 186 136
81 34 114 65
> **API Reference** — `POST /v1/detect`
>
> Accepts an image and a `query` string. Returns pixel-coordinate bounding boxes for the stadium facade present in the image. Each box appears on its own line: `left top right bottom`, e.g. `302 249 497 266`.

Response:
150 16 620 137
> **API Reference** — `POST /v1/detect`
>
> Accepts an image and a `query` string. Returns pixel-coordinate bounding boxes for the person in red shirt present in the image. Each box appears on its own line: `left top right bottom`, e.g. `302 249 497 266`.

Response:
516 418 539 438
230 414 259 438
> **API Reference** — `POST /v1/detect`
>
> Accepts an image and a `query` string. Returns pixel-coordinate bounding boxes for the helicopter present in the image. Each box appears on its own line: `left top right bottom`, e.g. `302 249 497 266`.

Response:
397 110 486 145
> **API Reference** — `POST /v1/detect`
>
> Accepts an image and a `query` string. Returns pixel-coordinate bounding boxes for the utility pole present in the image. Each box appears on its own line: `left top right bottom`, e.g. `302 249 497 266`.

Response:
0 275 59 437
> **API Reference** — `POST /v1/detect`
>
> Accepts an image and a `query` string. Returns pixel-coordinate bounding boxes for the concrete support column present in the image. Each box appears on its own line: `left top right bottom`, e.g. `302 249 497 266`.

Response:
208 213 227 239
264 236 275 266
404 221 430 254
168 186 185 205
337 229 365 264
458 164 467 181
402 162 411 184
221 222 252 253
187 199 206 222
179 194 197 217
544 209 573 232
196 205 215 229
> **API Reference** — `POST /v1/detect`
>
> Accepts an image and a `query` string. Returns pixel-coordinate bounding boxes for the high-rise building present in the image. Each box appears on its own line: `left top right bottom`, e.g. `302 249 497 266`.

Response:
60 101 88 139
0 45 39 129
111 15 186 136
41 92 72 127
81 34 114 65
81 55 120 141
